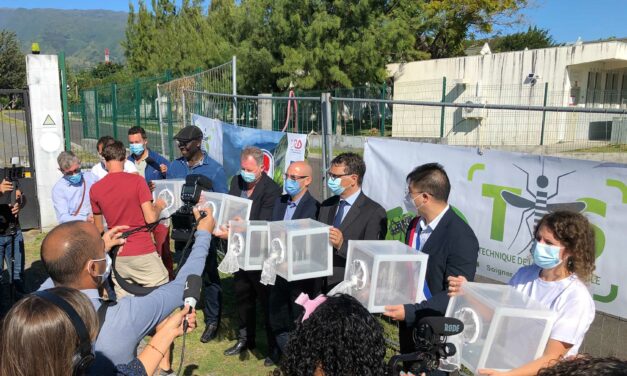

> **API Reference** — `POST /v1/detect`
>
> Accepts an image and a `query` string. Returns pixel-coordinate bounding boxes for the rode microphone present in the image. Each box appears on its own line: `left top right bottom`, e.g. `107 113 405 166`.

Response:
417 317 464 338
183 274 202 312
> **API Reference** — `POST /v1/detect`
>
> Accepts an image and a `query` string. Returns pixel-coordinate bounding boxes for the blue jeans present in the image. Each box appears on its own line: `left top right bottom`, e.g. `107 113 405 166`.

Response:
0 229 24 284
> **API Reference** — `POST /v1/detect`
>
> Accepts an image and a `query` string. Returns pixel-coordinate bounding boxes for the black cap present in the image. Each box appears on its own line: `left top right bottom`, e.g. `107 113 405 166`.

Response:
174 125 203 141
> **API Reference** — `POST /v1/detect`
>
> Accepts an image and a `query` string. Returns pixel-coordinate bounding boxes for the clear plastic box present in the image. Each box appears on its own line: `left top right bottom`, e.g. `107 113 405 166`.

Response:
198 192 252 226
266 218 332 281
152 179 185 217
445 282 557 373
339 240 429 313
228 220 269 271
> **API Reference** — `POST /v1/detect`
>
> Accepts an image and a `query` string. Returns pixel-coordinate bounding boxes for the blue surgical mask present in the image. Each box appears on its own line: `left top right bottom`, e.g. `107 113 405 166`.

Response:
129 143 145 156
285 179 302 197
65 172 83 186
532 241 563 269
241 170 257 183
327 177 345 196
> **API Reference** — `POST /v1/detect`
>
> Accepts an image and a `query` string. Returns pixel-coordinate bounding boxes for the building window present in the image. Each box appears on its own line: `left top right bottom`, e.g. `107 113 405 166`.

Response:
604 72 619 107
585 72 602 107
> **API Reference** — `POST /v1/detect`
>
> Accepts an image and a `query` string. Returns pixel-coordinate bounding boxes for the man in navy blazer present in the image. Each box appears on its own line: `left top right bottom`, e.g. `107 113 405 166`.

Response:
317 153 387 291
268 161 320 365
384 163 479 373
222 147 282 363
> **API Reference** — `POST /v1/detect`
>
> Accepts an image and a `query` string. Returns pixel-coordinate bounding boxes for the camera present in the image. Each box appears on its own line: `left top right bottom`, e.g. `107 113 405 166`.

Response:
387 317 464 375
170 174 213 242
0 157 25 207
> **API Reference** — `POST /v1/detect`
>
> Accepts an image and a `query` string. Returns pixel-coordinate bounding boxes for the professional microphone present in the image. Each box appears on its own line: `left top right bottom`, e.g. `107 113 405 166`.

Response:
144 156 165 177
417 317 464 338
183 274 202 312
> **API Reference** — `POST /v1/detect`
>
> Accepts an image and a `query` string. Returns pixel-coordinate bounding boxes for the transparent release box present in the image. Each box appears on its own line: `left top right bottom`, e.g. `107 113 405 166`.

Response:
445 282 556 373
262 219 332 284
229 220 269 271
198 192 252 226
331 240 428 313
152 179 185 217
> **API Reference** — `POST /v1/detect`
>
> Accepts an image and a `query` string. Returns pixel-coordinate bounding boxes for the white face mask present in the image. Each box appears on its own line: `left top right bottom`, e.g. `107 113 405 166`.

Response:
91 254 112 284
403 191 425 215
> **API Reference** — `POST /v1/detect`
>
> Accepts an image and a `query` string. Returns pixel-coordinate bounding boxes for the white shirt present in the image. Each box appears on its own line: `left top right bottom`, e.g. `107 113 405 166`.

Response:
91 161 138 180
413 205 449 252
509 265 595 356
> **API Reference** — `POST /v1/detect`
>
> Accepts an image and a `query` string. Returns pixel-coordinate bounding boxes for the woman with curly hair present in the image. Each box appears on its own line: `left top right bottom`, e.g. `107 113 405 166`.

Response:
280 293 386 376
537 355 627 376
448 211 597 376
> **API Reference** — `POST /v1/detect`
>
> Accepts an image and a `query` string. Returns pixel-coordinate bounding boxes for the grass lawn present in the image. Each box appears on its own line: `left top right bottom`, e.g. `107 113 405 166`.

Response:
6 229 401 376
567 144 627 153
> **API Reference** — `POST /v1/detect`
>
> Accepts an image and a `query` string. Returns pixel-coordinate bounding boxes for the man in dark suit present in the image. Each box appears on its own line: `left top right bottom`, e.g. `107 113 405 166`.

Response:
384 163 479 374
268 161 320 365
318 152 387 291
222 146 282 364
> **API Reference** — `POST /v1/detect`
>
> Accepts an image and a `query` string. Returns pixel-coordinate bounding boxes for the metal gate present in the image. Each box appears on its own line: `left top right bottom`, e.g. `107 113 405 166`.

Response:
0 89 40 229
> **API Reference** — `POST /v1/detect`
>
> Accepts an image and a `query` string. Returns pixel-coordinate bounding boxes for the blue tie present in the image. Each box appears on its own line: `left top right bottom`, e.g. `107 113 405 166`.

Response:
414 223 432 300
333 200 348 228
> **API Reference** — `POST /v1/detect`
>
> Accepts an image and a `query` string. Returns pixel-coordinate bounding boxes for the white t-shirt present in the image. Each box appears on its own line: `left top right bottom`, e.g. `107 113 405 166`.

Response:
91 161 138 180
509 265 595 356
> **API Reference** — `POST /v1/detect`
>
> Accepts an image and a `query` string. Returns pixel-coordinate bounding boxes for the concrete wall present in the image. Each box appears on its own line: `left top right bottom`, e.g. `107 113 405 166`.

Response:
389 41 627 146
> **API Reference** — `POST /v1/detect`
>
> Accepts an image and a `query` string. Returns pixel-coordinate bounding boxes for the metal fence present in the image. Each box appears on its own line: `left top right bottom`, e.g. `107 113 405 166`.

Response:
68 74 627 169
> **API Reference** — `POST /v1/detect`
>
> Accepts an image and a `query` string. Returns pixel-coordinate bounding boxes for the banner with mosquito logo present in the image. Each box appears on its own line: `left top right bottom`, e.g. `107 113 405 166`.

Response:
363 137 627 318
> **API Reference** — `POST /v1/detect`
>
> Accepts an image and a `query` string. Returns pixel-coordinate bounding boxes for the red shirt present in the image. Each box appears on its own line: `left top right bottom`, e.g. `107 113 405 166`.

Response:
90 172 155 257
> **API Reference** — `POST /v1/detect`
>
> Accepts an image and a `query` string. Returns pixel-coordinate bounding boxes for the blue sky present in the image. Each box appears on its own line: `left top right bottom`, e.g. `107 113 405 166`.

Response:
0 0 625 43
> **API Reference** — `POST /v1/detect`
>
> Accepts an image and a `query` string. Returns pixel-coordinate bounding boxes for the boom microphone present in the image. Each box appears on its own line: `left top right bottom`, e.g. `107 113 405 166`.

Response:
417 317 464 337
183 274 202 311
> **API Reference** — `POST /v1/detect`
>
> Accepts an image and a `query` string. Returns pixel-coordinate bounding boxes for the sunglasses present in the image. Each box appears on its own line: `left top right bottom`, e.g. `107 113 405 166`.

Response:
62 168 81 176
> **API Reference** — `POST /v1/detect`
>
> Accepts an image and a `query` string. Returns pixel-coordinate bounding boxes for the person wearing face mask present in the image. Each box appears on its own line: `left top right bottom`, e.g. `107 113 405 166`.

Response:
220 146 282 361
52 151 98 224
91 136 138 180
266 161 320 366
166 125 227 347
90 141 169 299
447 211 596 376
318 152 387 292
37 208 215 376
383 163 479 375
127 126 169 183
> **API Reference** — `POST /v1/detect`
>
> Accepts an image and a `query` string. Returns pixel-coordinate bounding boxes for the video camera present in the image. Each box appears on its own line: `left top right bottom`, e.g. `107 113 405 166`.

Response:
387 316 463 375
170 174 213 242
0 157 25 206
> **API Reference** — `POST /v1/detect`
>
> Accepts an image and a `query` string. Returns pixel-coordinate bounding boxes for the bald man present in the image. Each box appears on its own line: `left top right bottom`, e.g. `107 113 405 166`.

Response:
267 160 321 364
39 209 214 376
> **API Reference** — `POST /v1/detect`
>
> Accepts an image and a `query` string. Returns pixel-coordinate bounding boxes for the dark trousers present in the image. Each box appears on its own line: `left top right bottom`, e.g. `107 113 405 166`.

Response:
176 238 222 326
269 277 318 352
234 269 276 351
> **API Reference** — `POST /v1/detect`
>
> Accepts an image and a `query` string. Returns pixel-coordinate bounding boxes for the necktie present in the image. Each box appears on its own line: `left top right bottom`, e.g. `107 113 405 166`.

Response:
333 200 348 228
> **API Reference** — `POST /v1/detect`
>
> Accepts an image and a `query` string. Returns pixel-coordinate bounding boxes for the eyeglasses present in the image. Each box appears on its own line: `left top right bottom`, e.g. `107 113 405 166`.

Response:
176 139 194 148
404 188 431 199
62 167 81 176
284 174 308 181
327 172 352 179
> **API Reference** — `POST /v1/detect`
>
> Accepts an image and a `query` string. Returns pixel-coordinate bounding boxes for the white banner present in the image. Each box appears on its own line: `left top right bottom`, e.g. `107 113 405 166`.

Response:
363 138 627 318
284 133 308 174
193 116 223 165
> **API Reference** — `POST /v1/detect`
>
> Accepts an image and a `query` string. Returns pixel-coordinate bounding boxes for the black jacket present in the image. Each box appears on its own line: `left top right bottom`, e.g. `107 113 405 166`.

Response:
229 172 281 221
318 191 387 284
271 190 320 222
403 208 479 326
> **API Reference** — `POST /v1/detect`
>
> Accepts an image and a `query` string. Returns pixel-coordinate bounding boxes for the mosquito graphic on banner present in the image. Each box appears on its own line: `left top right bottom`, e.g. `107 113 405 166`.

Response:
191 114 307 186
362 137 627 319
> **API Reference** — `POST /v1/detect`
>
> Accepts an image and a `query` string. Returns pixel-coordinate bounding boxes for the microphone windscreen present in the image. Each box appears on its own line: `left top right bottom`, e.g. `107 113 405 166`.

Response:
419 317 464 336
144 156 162 172
183 274 202 309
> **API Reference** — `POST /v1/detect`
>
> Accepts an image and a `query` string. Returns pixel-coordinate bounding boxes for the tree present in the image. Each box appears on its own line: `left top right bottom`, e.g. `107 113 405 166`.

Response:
0 30 26 89
491 26 556 52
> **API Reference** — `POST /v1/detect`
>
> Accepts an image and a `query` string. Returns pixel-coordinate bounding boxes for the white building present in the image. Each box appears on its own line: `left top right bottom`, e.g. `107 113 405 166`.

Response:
388 40 627 147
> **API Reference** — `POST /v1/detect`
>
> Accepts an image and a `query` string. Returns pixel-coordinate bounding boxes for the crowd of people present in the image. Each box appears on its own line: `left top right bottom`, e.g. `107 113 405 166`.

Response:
0 124 624 376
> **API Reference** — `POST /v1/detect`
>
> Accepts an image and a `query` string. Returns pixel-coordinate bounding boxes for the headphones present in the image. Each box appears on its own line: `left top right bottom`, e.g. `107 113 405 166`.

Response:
33 290 96 376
